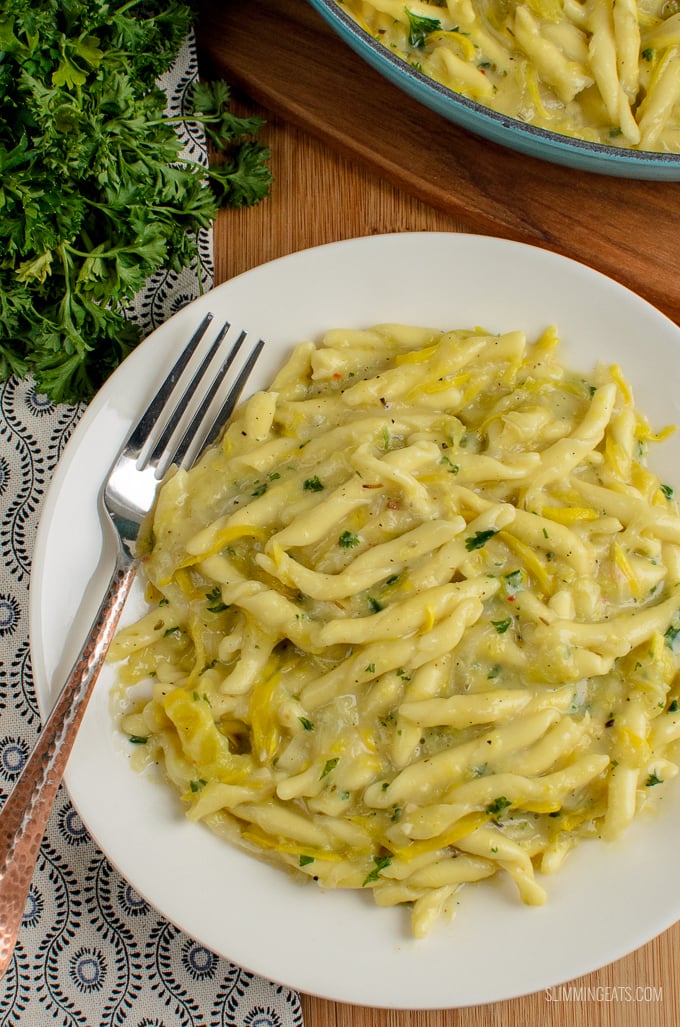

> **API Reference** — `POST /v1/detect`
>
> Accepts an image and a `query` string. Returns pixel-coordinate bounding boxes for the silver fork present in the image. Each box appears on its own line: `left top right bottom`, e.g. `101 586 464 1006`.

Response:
0 312 264 978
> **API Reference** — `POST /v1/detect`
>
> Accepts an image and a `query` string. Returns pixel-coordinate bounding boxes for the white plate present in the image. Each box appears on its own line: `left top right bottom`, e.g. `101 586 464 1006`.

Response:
30 233 680 1009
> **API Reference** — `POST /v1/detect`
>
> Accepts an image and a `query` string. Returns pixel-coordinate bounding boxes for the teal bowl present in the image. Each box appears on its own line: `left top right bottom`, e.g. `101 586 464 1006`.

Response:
307 0 680 181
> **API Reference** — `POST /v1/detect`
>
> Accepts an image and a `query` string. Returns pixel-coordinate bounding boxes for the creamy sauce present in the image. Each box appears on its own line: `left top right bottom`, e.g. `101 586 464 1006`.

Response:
110 322 680 937
337 0 680 151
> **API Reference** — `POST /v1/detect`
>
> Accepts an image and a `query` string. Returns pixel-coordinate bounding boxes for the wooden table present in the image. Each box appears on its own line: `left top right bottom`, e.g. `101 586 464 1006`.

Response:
210 98 680 1027
201 0 680 326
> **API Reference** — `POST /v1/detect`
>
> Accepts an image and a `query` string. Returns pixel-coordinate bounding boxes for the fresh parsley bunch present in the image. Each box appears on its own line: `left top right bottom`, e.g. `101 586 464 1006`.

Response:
0 0 272 403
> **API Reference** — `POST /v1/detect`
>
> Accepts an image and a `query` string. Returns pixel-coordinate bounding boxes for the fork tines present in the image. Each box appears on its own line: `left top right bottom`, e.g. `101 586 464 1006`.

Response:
134 313 264 480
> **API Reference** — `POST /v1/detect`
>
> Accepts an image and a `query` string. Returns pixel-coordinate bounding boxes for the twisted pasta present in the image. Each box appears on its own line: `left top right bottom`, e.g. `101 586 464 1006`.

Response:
336 0 680 151
110 321 680 937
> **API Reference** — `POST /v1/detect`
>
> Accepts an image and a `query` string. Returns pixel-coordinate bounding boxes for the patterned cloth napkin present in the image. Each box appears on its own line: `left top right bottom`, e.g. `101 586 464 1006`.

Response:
0 33 304 1027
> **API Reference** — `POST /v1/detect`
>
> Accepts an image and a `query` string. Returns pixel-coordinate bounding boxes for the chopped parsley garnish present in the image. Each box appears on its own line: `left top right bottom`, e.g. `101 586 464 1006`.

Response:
205 586 228 613
320 757 339 779
298 716 314 732
338 530 360 548
362 854 393 886
661 483 675 499
299 855 315 867
465 528 499 551
303 476 324 492
189 779 207 792
128 735 148 745
669 699 679 713
491 618 511 634
664 623 680 650
440 455 460 474
368 596 383 613
503 569 524 597
486 796 512 816
405 9 442 47
645 772 662 787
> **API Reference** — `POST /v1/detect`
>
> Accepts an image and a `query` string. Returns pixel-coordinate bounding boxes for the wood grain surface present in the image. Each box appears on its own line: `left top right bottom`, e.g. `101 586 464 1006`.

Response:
203 8 680 1024
198 0 680 326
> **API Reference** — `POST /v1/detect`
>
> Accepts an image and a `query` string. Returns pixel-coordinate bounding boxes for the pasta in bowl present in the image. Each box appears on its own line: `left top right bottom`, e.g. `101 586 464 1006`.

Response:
308 0 680 177
109 318 680 940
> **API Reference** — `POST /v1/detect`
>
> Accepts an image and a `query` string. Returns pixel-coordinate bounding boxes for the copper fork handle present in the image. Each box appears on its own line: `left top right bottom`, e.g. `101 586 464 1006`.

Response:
0 552 137 978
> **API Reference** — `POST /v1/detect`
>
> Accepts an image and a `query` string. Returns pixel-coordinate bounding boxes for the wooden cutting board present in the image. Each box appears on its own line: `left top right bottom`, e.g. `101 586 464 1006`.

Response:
196 0 680 325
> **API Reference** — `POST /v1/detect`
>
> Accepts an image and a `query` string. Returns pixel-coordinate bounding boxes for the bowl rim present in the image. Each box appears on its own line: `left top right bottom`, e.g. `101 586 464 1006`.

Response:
308 0 680 170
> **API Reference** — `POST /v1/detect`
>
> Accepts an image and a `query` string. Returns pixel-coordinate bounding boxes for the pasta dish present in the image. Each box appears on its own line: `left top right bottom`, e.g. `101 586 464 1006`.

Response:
110 321 680 938
333 0 680 152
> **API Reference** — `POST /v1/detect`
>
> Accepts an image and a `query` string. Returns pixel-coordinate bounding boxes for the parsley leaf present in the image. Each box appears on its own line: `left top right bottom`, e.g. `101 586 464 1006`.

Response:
320 757 339 779
405 9 442 47
486 796 512 816
664 623 680 650
362 854 392 886
465 528 499 551
205 586 228 613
